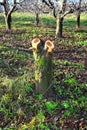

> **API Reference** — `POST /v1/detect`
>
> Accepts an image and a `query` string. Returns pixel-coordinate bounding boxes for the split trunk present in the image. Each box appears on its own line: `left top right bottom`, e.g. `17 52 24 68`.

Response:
31 38 54 95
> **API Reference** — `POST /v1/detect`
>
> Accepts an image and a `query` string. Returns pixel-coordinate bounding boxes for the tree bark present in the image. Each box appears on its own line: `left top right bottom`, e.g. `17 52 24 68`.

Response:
76 13 80 28
56 15 64 38
36 13 39 26
5 14 12 30
31 38 54 95
76 0 81 28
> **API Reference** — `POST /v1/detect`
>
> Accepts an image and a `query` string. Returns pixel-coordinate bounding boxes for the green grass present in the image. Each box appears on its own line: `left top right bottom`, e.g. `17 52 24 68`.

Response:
0 12 87 129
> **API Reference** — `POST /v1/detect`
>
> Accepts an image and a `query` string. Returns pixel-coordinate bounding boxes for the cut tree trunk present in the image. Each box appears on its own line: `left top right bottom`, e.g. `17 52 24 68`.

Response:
5 14 12 30
31 38 54 95
56 15 64 38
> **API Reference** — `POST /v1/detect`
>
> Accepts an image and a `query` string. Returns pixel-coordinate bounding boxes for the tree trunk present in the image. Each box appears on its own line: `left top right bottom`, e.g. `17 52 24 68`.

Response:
36 13 39 26
76 13 80 28
31 38 54 95
5 14 12 30
56 15 64 38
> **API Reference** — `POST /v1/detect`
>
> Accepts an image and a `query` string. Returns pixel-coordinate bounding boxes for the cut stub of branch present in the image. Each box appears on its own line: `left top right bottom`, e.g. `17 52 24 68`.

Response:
45 40 54 53
31 38 54 95
32 38 40 50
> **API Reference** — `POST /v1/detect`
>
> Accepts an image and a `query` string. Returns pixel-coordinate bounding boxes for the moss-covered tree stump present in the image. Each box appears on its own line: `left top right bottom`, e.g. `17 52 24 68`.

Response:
31 38 54 95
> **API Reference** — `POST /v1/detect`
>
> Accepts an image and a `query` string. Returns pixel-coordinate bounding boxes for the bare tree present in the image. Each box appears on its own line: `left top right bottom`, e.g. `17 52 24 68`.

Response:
19 0 50 26
56 0 67 38
20 0 40 25
75 0 87 28
42 0 74 38
69 0 82 28
76 0 82 28
69 0 87 28
0 0 18 30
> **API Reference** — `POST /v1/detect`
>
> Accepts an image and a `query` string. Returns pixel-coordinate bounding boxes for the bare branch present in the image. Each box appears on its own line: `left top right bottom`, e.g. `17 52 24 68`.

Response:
42 0 54 9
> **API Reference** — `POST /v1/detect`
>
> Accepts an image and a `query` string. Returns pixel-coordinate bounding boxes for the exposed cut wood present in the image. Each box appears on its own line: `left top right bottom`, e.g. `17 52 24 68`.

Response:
45 40 54 53
32 38 40 50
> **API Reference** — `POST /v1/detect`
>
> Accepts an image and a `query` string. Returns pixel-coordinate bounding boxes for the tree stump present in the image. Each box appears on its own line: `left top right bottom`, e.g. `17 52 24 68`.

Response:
31 38 54 95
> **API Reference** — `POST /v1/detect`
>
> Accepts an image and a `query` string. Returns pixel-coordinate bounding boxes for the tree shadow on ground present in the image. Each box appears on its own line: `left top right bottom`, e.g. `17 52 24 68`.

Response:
75 29 87 33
